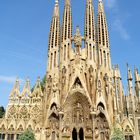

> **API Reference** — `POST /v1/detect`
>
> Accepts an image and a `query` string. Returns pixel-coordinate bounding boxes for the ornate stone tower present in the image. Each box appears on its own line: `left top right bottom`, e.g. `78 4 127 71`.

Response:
1 0 140 140
45 0 113 140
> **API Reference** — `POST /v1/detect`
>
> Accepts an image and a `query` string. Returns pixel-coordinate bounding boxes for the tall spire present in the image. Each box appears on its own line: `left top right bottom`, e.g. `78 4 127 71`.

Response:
134 66 139 82
127 64 133 96
85 0 97 63
134 66 140 101
97 0 111 68
47 0 60 72
127 63 133 81
97 0 109 47
62 0 72 41
85 0 95 41
60 0 72 63
10 78 20 98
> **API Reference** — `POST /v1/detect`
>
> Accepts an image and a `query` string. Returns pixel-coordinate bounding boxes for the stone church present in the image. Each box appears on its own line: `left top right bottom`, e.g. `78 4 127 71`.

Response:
0 0 140 140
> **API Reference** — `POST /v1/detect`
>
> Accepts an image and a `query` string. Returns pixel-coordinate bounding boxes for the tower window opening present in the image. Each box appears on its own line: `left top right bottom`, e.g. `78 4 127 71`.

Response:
50 53 53 69
100 49 102 65
107 53 110 68
64 45 66 61
93 46 95 61
90 44 92 60
68 43 70 59
103 51 106 67
54 51 56 67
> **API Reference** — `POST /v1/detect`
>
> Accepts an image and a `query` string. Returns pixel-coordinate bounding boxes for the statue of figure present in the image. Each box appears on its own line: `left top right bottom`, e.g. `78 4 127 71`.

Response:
62 66 66 75
62 66 66 85
48 75 52 85
52 78 58 93
89 65 93 74
104 73 109 85
89 65 94 86
73 26 83 54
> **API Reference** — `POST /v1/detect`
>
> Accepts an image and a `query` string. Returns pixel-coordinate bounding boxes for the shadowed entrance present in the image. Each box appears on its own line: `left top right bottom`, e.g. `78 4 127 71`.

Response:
72 128 77 140
79 128 84 140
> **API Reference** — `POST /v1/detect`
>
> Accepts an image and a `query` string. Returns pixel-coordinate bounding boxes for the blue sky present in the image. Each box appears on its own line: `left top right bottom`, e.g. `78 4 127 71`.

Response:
0 0 140 107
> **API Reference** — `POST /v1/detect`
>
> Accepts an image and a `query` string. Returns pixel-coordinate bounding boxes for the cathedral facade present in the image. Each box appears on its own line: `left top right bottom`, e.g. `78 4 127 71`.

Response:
0 0 140 140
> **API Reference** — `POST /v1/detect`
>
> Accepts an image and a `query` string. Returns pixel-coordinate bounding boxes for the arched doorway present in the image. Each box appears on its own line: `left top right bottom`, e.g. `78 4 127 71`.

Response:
79 128 84 140
72 128 77 140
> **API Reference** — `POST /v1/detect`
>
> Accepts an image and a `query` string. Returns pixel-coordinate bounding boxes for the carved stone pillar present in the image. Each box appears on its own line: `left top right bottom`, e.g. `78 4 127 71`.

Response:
90 111 96 140
5 133 7 140
59 111 64 140
14 134 16 140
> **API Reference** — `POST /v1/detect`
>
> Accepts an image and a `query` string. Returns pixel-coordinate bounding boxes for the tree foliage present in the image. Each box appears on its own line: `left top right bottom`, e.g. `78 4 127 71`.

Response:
0 106 5 118
31 75 46 92
111 125 125 140
19 129 35 140
40 75 46 92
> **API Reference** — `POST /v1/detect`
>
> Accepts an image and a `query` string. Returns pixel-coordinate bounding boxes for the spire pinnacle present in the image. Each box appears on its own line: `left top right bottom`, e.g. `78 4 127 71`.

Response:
134 66 139 82
86 0 92 4
53 0 59 17
65 0 70 5
98 0 104 13
127 63 133 80
99 0 103 2
55 0 58 5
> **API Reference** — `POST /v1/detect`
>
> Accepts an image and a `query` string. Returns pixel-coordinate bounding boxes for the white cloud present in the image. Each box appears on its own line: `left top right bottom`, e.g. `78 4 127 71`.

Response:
104 0 130 40
0 76 23 84
105 0 117 9
113 19 130 40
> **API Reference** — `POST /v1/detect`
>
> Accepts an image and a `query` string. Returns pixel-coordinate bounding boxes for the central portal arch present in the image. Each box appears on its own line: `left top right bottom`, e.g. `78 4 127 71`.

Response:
63 91 92 140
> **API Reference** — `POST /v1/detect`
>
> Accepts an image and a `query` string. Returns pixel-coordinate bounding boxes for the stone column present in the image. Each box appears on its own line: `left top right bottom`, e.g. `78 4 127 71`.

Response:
90 111 96 140
59 111 64 140
14 134 16 140
5 133 8 140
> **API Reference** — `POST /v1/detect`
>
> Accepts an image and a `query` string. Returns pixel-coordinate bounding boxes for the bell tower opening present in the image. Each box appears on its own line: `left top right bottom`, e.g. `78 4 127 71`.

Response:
72 128 77 140
79 128 84 140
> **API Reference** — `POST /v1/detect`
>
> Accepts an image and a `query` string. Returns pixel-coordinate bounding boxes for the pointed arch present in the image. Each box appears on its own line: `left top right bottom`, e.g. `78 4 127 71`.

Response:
50 102 57 110
26 120 34 130
0 119 8 132
97 102 105 110
17 120 25 131
122 118 134 140
35 124 41 133
0 123 6 132
8 124 14 131
64 75 92 106
8 119 16 130
95 112 110 140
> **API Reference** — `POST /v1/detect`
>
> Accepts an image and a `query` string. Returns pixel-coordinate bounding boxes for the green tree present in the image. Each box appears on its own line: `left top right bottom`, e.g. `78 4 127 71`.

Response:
40 75 46 92
0 106 5 118
19 129 35 140
111 124 125 140
31 75 46 92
